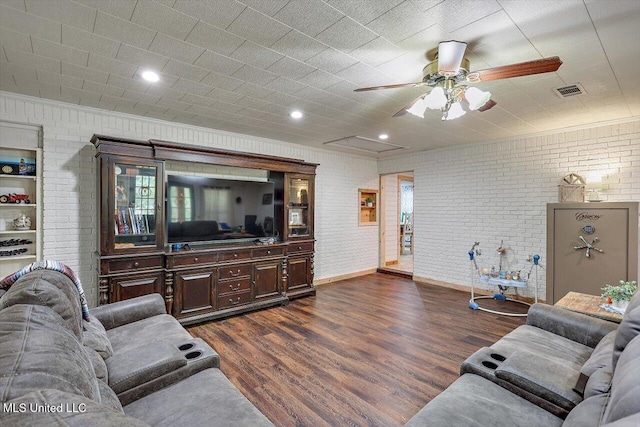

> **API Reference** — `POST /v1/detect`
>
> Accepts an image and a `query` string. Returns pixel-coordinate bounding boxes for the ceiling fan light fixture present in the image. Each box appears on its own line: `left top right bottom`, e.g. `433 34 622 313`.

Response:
443 102 466 121
465 87 492 110
406 97 428 118
424 86 447 109
437 41 467 75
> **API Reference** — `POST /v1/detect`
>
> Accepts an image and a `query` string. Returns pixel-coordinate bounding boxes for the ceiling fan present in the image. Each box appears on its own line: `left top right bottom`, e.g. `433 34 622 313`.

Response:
354 41 562 121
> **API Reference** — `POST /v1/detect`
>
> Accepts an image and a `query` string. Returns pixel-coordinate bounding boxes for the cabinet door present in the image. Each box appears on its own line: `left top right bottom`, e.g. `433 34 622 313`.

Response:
174 269 217 317
287 255 311 292
253 260 282 300
284 174 314 239
111 272 163 302
103 157 164 254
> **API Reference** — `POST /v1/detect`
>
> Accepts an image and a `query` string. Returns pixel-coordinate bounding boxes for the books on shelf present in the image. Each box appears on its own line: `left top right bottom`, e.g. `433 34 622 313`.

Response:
114 207 150 235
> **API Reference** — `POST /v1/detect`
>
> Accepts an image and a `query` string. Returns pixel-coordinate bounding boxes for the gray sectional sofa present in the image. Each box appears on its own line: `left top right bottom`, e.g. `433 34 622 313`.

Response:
0 270 274 426
406 292 640 426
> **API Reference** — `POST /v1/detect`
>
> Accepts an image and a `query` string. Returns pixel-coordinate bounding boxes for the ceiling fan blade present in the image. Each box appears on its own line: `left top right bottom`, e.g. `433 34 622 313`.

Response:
477 99 496 112
393 93 427 117
472 57 562 82
437 40 467 74
354 82 426 92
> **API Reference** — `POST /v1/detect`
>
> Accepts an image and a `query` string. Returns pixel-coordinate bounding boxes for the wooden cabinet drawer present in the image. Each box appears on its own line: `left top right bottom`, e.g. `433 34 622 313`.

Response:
219 249 251 262
289 241 313 254
172 252 217 267
218 291 251 309
251 246 285 258
218 277 251 295
107 255 163 273
219 263 251 280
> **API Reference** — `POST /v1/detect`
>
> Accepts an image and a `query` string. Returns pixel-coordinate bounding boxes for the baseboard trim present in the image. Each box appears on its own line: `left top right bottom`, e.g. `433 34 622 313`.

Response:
314 268 378 285
413 275 544 304
377 268 413 280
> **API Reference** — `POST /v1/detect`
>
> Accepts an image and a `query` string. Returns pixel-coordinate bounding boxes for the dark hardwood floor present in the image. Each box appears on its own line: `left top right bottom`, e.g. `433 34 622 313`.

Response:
187 273 526 427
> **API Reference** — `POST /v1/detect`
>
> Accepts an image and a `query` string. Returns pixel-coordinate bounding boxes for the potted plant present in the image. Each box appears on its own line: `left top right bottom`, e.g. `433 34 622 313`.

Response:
601 280 638 310
365 197 374 207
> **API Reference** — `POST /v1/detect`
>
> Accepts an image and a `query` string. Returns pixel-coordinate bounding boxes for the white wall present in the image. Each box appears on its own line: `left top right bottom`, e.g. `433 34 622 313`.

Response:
0 92 379 306
379 119 640 300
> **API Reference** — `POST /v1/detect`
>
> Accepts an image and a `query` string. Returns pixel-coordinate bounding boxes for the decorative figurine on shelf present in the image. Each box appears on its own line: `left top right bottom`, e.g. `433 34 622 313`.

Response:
0 193 31 204
13 213 32 230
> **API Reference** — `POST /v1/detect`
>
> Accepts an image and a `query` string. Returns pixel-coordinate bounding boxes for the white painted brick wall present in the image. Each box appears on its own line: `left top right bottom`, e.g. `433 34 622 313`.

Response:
379 119 640 300
1 92 379 306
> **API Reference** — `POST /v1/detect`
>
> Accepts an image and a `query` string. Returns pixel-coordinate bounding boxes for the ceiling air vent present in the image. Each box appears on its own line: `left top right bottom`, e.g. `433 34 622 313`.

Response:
324 136 405 154
554 84 586 98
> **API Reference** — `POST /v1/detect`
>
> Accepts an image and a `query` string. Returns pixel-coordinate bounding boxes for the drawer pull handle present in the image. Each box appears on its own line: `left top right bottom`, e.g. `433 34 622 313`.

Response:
229 269 241 277
267 250 271 254
229 297 241 305
298 246 302 250
133 262 139 267
233 253 238 258
229 284 240 291
194 257 198 262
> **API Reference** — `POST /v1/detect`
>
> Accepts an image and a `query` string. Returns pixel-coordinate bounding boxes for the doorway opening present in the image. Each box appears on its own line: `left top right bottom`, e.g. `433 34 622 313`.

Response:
379 172 414 276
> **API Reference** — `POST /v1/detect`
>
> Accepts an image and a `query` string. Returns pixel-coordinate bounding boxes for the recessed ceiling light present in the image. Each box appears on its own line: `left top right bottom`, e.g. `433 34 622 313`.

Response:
290 110 303 119
141 70 160 83
379 134 389 140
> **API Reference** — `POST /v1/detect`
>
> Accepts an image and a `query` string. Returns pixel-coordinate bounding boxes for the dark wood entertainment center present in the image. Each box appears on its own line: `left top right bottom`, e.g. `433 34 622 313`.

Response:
92 135 316 325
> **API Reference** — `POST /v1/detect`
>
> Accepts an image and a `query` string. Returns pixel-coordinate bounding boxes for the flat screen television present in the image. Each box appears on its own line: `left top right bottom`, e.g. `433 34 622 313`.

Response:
167 175 276 244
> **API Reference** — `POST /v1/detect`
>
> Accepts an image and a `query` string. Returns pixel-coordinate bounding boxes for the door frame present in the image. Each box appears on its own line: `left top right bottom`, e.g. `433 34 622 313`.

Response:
378 172 414 270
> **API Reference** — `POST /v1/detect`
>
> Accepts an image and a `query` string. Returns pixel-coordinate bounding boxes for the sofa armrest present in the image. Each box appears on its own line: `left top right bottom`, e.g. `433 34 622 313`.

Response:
526 303 617 348
495 350 582 412
90 294 166 330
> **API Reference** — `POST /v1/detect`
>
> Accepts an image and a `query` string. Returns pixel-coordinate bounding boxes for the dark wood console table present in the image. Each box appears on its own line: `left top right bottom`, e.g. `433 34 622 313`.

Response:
92 135 316 325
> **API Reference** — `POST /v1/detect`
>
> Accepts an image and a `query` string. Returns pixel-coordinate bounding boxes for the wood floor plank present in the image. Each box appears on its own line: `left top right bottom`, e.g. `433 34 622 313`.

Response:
187 273 525 426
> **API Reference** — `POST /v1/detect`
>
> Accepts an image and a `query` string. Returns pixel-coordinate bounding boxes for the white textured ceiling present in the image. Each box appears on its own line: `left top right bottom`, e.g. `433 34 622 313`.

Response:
0 0 639 156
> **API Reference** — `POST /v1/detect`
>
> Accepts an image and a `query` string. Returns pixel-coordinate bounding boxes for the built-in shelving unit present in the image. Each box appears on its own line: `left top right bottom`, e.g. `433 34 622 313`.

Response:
359 188 378 226
0 122 42 277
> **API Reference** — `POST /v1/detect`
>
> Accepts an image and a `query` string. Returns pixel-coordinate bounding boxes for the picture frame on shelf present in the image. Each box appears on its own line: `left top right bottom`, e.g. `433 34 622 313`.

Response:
289 209 303 226
0 155 36 176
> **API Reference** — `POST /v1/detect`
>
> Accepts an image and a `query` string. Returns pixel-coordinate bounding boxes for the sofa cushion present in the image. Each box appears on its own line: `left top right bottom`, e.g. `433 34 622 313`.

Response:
0 389 149 427
83 317 114 359
562 393 608 427
98 380 123 413
602 334 640 424
491 325 593 368
574 330 616 396
612 302 640 369
106 314 193 353
584 365 612 399
581 330 616 377
85 346 108 382
0 270 83 339
106 342 187 395
404 374 563 427
0 304 100 403
123 368 274 427
494 350 582 411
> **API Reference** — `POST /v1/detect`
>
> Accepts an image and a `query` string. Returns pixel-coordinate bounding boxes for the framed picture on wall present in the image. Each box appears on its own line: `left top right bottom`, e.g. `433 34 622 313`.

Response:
262 193 273 205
